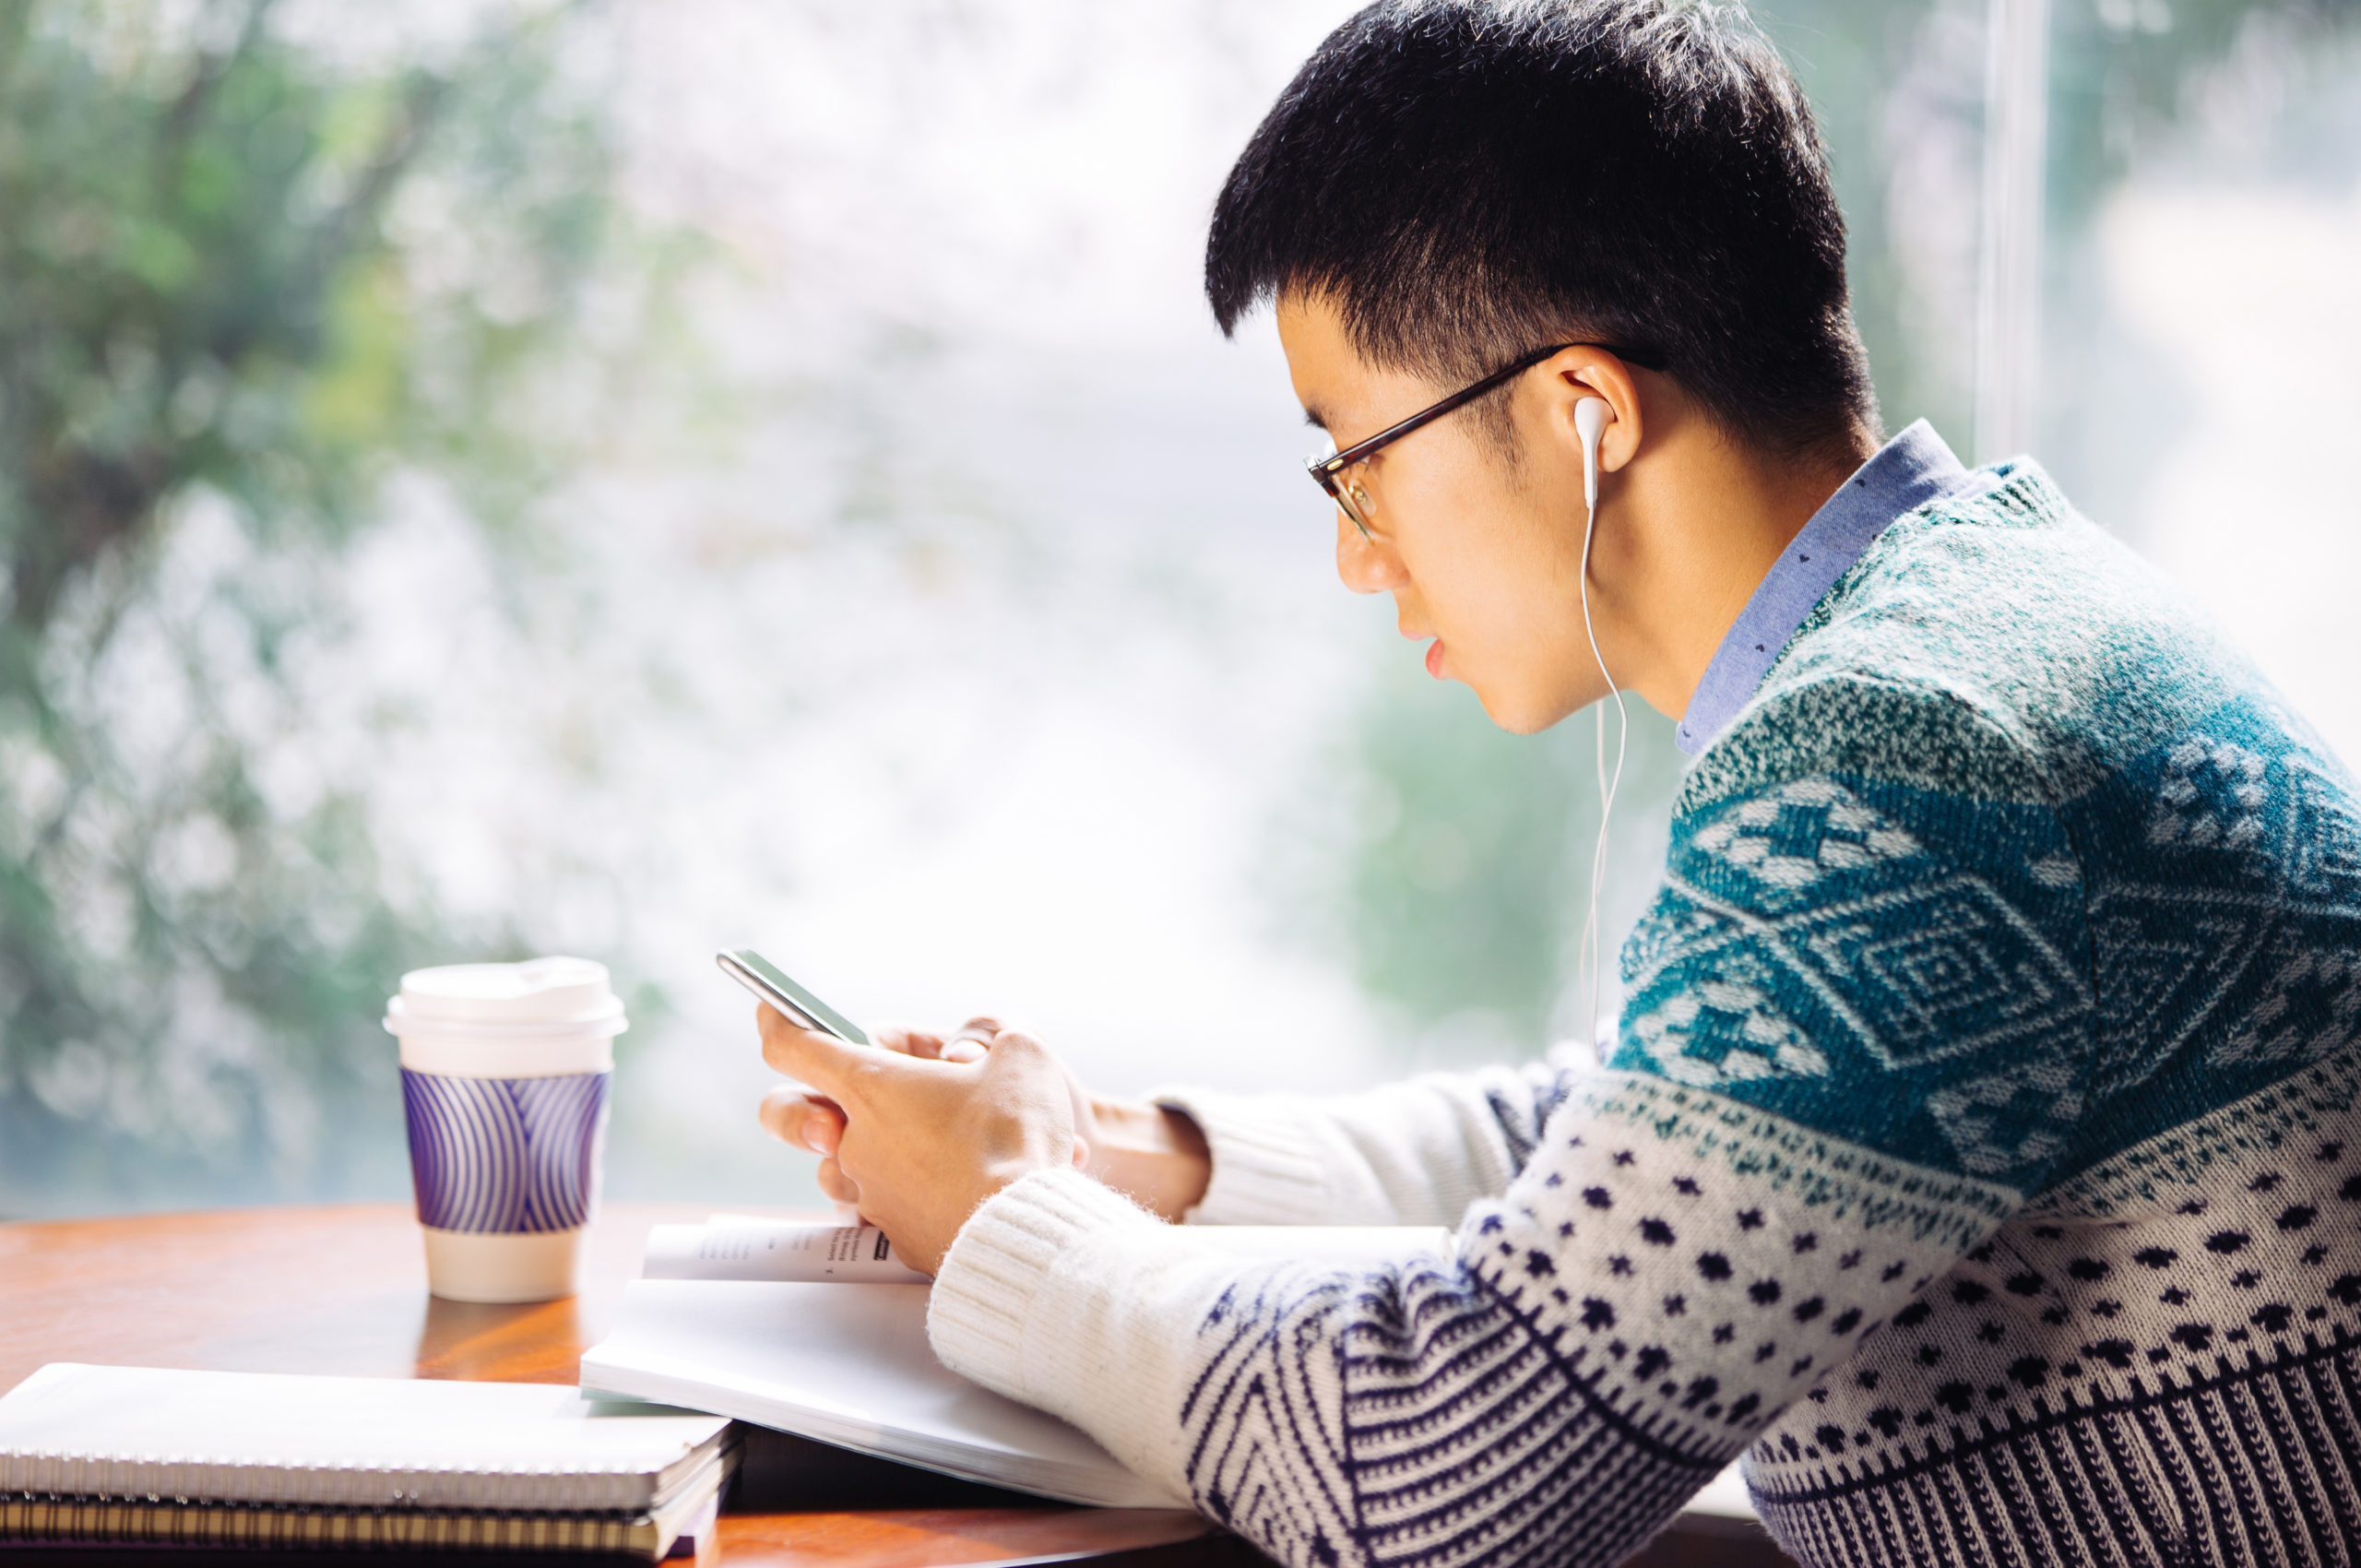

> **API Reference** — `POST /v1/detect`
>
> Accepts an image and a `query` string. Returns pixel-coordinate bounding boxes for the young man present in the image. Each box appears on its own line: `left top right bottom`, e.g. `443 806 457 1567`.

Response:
758 3 2361 1564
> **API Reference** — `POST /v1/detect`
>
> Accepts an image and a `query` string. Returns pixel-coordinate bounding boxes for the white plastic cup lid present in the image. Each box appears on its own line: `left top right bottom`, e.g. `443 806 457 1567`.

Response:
386 956 625 1039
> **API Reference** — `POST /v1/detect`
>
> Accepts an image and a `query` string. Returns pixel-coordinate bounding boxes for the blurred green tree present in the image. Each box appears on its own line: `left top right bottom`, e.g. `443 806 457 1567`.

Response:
1315 659 1682 1062
0 0 647 1213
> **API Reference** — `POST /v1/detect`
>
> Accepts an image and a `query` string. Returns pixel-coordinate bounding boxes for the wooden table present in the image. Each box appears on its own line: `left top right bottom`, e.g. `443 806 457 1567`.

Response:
0 1205 1240 1568
0 1206 1793 1568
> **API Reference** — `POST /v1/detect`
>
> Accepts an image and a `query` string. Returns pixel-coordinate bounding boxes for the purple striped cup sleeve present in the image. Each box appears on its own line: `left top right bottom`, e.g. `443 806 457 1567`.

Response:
400 1069 611 1233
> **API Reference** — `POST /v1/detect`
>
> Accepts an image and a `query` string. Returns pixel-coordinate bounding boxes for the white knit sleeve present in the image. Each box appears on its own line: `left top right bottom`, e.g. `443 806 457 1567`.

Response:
931 1075 2021 1568
926 1169 1219 1500
1150 1059 1578 1227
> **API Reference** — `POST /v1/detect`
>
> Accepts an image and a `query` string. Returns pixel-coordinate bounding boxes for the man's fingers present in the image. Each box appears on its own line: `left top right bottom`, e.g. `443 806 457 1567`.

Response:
984 1025 1053 1063
872 1023 948 1061
943 1016 1002 1063
814 1158 861 1208
757 1086 844 1154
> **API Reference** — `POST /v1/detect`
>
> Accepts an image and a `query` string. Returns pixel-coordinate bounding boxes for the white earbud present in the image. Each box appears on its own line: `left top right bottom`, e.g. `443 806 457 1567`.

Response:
1575 396 1610 510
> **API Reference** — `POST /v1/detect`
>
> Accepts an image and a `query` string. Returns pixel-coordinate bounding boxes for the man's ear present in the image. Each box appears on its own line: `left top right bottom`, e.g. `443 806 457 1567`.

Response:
1540 348 1644 476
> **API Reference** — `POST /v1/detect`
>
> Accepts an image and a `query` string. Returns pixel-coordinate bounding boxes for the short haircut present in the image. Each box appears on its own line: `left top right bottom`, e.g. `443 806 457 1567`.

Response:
1205 0 1880 463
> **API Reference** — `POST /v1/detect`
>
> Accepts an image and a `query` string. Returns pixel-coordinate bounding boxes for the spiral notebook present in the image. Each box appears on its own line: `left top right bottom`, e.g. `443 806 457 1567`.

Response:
0 1363 734 1557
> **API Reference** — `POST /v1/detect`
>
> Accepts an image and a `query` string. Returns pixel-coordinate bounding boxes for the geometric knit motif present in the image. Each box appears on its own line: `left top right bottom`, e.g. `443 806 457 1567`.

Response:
1747 1043 2361 1567
1174 465 2361 1567
1181 1074 2015 1568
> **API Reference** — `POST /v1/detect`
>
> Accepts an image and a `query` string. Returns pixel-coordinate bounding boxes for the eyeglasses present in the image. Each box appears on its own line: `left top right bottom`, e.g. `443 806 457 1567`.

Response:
1306 340 1667 539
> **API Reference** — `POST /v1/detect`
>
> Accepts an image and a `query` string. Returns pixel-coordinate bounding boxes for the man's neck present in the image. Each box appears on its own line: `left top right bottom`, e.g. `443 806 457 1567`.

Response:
1596 418 1868 719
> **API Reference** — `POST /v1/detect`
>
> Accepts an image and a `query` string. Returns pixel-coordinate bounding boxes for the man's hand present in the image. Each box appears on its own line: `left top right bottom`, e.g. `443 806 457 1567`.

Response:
756 1012 1214 1266
753 1008 1079 1275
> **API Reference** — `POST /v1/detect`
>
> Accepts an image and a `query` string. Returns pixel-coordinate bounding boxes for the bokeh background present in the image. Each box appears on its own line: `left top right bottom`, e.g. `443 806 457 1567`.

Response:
4 0 2356 1218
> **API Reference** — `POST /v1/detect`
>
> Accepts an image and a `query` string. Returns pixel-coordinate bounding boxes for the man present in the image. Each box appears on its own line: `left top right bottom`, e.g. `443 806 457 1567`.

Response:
757 3 2361 1564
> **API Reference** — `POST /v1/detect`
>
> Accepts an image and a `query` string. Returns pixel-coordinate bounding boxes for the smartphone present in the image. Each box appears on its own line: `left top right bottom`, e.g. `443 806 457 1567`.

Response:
716 949 871 1047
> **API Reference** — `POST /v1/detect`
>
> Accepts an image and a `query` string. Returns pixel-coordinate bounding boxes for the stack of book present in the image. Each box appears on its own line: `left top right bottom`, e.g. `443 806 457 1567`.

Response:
0 1364 735 1559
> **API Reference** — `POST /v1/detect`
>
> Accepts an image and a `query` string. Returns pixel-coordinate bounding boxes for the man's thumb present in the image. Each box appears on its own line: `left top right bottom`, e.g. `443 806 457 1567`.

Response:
756 1004 872 1093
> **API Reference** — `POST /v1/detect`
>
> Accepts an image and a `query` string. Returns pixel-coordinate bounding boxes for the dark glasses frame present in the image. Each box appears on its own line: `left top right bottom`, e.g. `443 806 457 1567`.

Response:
1307 340 1667 538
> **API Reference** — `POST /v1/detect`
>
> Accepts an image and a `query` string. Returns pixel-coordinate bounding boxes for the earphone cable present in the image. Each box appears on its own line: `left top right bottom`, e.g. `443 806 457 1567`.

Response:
1576 475 1628 1064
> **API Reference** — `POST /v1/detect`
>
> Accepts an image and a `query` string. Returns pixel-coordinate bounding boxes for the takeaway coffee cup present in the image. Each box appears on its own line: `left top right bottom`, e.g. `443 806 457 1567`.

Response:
385 957 626 1303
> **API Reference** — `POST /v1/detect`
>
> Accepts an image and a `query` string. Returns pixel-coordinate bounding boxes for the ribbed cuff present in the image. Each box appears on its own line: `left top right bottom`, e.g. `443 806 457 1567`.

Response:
1149 1087 1334 1225
928 1168 1158 1402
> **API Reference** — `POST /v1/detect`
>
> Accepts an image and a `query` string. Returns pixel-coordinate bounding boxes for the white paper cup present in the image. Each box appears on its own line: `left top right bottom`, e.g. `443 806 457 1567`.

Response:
386 957 626 1303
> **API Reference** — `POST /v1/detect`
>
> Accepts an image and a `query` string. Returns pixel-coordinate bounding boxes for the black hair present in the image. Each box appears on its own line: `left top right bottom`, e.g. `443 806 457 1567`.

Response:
1205 0 1880 463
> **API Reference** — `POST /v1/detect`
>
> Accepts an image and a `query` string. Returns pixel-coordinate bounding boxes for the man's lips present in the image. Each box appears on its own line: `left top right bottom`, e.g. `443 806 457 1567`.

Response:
1425 638 1444 678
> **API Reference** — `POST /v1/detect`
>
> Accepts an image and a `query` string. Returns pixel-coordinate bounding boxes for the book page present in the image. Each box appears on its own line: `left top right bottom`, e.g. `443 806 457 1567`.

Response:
644 1218 1452 1284
591 1221 1453 1508
580 1280 1177 1509
642 1221 929 1284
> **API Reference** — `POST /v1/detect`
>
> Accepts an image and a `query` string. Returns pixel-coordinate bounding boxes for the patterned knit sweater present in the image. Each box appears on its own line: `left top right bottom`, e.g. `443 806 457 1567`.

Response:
926 463 2361 1568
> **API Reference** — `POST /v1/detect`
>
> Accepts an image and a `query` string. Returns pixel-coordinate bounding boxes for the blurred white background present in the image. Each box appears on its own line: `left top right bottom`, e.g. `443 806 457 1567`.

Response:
5 0 2355 1215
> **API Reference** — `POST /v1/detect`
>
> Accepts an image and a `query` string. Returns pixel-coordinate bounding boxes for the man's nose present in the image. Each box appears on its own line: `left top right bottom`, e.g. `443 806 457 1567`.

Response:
1335 511 1402 595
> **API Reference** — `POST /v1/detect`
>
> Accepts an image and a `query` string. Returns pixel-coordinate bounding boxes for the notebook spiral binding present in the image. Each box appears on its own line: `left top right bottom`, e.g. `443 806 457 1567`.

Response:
2 1491 669 1553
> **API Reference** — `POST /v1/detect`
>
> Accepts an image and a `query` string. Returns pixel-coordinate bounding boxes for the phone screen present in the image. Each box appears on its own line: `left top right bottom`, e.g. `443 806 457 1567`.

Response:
716 949 871 1046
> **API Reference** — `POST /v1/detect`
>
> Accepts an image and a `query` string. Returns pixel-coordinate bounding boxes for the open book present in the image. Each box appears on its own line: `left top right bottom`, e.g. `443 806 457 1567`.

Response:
579 1217 1450 1509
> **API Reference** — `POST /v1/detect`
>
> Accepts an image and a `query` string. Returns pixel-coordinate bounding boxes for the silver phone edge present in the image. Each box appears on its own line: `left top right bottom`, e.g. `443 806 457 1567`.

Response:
716 950 832 1037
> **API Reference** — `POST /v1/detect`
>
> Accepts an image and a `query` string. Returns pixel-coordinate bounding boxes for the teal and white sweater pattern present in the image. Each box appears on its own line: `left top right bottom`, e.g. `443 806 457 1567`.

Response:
926 465 2361 1568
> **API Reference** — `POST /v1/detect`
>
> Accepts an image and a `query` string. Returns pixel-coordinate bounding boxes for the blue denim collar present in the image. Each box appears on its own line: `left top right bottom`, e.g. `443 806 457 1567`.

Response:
1673 420 1989 756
